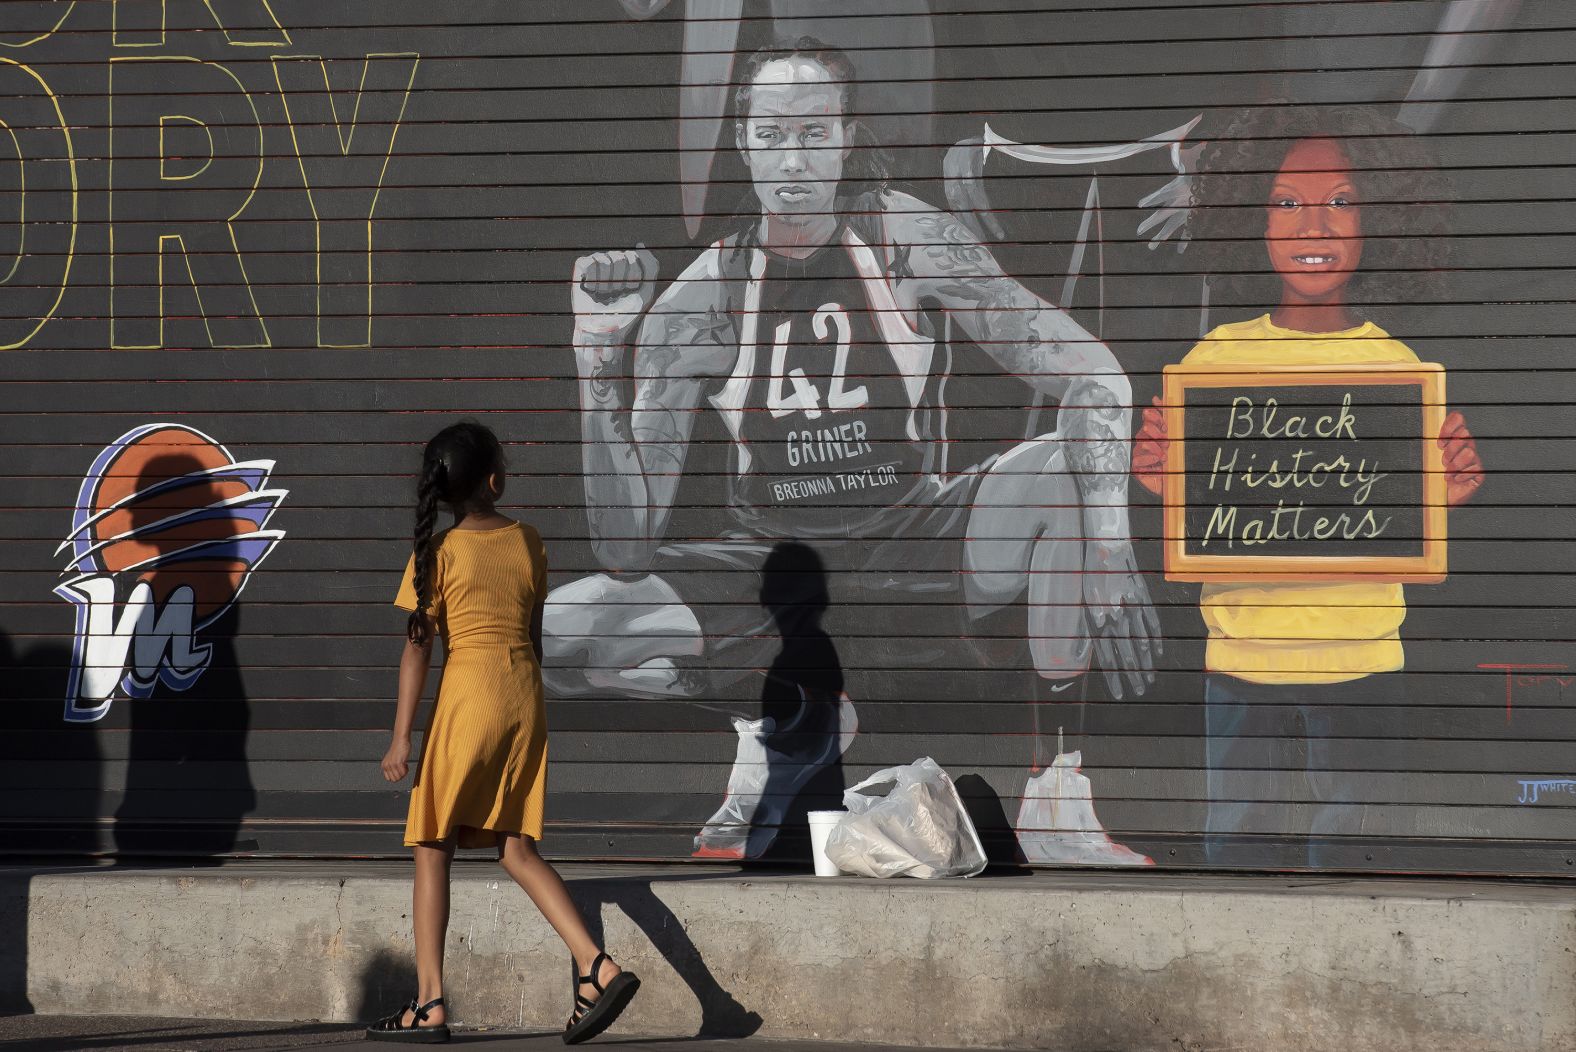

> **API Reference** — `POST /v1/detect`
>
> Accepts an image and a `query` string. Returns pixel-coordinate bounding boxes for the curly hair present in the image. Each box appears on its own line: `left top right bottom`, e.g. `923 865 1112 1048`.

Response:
1189 105 1453 322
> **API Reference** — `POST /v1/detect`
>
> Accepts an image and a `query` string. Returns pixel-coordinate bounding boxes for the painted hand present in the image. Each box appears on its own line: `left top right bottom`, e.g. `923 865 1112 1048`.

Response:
381 736 411 783
1131 395 1168 497
572 246 660 345
1136 175 1192 251
1136 143 1201 251
1439 410 1485 506
1083 541 1162 700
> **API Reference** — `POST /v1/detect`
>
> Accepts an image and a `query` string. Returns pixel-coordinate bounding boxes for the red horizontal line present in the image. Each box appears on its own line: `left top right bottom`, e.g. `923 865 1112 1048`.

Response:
1477 663 1569 670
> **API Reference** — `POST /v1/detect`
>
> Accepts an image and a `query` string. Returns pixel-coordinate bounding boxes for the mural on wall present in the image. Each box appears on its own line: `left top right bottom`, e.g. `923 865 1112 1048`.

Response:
546 36 1160 862
943 116 1204 336
0 1 1565 871
1133 106 1486 867
613 0 936 239
0 2 418 352
1362 0 1524 135
54 424 286 723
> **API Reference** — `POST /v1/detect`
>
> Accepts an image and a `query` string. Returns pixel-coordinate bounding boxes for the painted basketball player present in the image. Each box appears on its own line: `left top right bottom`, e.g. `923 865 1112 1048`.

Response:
547 39 1159 859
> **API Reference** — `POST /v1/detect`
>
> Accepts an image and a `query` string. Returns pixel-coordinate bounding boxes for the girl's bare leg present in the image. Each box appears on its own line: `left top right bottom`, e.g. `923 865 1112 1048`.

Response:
497 833 622 998
408 838 456 1027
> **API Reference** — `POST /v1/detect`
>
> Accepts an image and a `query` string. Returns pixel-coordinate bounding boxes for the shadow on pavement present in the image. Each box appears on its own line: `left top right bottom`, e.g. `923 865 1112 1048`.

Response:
0 1017 361 1050
570 874 762 1040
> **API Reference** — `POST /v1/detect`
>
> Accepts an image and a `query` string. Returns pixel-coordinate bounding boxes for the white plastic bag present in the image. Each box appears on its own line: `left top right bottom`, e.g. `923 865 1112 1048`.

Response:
822 757 988 879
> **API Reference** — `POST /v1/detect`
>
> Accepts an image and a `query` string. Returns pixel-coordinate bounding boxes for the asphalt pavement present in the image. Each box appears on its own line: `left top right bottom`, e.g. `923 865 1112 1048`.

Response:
0 1015 975 1052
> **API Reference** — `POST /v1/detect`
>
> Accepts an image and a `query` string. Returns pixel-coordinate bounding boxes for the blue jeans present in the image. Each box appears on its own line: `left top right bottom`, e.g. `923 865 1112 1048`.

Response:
1204 672 1401 869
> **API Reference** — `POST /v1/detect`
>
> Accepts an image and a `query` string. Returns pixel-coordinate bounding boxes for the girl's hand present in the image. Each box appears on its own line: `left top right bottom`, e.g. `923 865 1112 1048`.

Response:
1439 410 1485 506
381 736 412 783
1132 396 1168 497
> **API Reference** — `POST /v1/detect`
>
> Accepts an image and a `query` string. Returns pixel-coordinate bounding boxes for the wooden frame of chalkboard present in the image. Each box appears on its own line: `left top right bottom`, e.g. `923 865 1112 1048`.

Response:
1162 363 1448 583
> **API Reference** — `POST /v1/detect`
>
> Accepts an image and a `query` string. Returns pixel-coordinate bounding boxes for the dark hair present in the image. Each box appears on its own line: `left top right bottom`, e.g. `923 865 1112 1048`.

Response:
729 37 891 242
408 421 504 644
1189 104 1453 323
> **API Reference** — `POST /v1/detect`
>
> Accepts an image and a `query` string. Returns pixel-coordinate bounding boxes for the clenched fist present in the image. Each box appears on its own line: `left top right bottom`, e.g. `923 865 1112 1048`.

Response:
572 246 660 340
381 735 411 783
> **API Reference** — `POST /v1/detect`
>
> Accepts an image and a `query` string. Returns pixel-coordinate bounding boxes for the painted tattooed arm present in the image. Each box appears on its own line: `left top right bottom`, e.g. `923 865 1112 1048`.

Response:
893 197 1159 694
896 202 1135 541
571 247 736 570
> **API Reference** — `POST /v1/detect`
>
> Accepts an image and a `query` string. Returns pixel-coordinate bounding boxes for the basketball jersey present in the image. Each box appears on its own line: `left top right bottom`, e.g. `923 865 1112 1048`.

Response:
710 225 948 538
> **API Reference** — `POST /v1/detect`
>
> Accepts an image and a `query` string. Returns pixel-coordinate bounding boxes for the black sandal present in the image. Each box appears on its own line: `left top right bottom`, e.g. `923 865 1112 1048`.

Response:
562 952 640 1045
366 996 450 1043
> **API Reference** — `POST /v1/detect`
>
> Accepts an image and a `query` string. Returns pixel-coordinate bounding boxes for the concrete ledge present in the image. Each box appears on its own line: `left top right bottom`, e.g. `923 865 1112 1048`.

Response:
2 862 1574 1051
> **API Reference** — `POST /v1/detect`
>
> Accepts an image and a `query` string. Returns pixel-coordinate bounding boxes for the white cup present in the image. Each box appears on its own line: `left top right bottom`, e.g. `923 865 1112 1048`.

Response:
807 810 845 877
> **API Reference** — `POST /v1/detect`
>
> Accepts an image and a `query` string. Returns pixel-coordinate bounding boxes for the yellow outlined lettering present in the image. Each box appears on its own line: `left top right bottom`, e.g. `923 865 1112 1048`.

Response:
158 115 212 181
113 0 290 48
0 1 78 49
272 52 419 348
109 56 268 349
0 57 77 350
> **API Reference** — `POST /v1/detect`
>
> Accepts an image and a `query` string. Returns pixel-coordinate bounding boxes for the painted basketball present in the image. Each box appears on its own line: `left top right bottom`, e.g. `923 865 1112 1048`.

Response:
74 425 267 620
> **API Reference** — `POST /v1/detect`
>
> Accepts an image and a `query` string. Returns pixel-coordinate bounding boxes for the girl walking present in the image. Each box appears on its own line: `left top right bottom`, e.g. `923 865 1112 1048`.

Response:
368 421 640 1044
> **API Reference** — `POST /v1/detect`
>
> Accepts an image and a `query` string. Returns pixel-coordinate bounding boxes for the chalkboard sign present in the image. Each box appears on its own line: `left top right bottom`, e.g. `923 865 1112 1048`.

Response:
1162 364 1448 583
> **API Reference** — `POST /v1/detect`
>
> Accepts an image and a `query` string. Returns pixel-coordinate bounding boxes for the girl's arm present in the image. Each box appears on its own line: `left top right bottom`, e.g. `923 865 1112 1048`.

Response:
530 537 547 668
530 592 545 670
381 634 434 782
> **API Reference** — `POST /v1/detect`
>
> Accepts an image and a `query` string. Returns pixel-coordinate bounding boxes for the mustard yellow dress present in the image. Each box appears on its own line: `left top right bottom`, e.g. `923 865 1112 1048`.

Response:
394 521 549 847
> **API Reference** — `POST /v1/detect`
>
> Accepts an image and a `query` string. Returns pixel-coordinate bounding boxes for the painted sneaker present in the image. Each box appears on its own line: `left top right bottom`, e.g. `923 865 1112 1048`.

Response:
1014 750 1153 866
692 695 858 859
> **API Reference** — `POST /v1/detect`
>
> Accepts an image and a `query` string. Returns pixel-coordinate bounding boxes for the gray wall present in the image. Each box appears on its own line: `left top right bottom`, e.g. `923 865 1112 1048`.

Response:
1 0 1572 873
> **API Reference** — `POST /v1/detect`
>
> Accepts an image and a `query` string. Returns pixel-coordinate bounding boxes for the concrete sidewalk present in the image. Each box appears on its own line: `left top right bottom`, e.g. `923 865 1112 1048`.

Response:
0 1013 980 1051
3 861 1575 1052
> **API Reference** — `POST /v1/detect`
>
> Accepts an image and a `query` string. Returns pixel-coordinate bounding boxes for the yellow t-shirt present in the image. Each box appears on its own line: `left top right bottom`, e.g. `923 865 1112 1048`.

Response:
1181 314 1419 684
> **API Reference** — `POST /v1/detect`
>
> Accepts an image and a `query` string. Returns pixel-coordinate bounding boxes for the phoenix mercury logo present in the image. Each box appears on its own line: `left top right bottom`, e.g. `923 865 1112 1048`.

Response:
54 425 286 723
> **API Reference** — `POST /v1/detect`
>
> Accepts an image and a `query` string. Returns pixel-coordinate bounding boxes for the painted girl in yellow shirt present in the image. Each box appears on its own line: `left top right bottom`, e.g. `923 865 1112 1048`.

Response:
1132 107 1485 867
